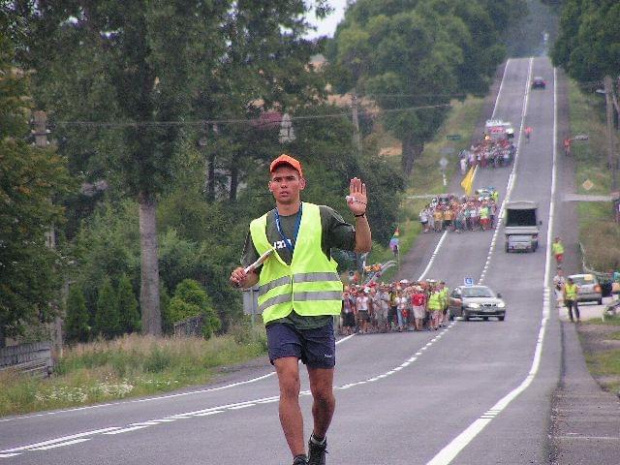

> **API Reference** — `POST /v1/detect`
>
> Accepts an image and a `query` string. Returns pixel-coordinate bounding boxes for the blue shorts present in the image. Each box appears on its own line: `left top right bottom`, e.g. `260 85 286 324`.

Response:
266 321 335 369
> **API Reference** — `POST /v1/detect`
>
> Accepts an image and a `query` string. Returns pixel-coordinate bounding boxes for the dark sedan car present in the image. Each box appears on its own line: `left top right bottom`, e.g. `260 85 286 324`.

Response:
448 285 507 321
532 77 546 89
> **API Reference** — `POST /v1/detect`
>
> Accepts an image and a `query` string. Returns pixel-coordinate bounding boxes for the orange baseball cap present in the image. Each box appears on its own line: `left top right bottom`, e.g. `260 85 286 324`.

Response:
270 154 303 177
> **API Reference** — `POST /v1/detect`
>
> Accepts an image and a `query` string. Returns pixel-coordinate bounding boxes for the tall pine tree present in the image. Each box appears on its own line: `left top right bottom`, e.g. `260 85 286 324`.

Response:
117 274 140 335
95 278 120 339
64 286 90 343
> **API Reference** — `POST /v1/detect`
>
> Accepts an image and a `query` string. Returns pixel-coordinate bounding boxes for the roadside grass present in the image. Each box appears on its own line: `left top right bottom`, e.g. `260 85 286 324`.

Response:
569 80 620 271
580 315 620 394
0 327 267 417
584 348 620 395
366 96 485 283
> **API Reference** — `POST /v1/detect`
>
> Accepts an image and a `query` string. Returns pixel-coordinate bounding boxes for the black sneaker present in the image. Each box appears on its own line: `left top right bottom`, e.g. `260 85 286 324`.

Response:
308 435 327 465
293 454 308 465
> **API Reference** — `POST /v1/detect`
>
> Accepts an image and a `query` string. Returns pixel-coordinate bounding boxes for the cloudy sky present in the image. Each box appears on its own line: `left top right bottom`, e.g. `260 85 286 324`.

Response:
305 0 348 39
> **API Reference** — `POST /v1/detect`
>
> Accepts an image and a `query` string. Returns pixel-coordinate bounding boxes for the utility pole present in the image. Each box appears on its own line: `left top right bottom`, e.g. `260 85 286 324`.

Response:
603 76 617 191
33 111 63 356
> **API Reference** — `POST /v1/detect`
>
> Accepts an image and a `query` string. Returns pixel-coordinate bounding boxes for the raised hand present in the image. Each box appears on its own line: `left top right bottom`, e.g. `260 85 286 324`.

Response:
346 177 367 216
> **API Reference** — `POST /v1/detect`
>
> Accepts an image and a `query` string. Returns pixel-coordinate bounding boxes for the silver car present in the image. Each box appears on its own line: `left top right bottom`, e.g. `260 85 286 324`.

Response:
448 285 507 321
568 274 603 305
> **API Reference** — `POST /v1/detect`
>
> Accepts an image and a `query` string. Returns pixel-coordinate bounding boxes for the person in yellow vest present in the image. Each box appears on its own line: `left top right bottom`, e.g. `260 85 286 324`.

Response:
439 281 450 327
552 236 565 267
563 277 580 322
230 154 372 465
428 285 443 330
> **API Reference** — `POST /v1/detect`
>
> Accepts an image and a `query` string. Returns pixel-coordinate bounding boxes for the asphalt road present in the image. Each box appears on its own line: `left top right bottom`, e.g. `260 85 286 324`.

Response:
0 57 574 465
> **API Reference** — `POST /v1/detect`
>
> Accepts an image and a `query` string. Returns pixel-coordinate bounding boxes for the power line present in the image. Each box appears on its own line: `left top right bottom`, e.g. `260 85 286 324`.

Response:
51 103 453 128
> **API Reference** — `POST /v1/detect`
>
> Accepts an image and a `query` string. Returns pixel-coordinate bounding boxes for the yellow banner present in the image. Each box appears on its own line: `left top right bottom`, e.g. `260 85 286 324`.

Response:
460 166 475 196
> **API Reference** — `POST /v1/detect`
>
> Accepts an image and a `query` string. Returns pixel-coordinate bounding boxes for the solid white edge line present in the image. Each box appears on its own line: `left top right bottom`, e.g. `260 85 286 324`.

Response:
479 59 533 285
418 231 449 281
427 57 553 465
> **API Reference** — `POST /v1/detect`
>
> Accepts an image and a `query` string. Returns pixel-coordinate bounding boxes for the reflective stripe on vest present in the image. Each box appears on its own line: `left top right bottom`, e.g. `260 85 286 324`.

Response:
249 203 343 324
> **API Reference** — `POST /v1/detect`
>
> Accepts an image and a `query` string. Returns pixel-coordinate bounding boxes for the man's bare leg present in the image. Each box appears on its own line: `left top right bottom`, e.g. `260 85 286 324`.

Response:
307 367 335 439
275 357 305 458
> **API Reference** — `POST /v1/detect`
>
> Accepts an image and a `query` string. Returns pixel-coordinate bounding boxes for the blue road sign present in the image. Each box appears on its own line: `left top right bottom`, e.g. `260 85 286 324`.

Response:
464 277 474 286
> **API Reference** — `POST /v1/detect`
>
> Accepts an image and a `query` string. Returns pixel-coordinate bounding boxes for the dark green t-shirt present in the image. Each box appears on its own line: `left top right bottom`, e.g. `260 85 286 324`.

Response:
241 204 356 329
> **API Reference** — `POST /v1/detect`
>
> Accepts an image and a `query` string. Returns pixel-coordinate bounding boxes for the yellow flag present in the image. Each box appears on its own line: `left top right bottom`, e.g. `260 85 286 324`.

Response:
460 166 475 196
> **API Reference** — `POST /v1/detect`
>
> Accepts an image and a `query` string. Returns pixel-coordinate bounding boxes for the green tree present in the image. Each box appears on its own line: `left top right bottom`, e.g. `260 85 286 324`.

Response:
117 274 140 335
95 277 120 339
16 1 332 336
64 285 90 343
552 0 620 83
73 200 140 315
168 279 220 339
0 24 72 346
327 0 525 174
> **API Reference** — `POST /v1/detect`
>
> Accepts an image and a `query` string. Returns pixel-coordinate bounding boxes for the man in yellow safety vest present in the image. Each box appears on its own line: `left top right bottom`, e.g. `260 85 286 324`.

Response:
563 277 580 322
230 154 372 465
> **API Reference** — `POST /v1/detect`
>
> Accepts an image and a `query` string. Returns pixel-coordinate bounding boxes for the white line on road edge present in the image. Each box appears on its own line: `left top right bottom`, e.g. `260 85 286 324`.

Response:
1 334 358 427
0 427 121 454
28 438 92 451
419 57 509 284
479 58 534 285
426 59 557 465
417 230 449 281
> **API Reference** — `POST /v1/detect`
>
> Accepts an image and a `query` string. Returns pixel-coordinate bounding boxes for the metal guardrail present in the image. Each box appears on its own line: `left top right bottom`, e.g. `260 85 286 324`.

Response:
579 242 615 281
0 342 53 377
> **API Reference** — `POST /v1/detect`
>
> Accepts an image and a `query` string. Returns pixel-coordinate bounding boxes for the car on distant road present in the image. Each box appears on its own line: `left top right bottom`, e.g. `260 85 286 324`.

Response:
568 273 603 305
532 77 546 89
448 285 507 321
475 186 496 202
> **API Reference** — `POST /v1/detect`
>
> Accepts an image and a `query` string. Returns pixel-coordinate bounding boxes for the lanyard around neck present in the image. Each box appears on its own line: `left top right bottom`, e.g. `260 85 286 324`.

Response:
274 202 302 254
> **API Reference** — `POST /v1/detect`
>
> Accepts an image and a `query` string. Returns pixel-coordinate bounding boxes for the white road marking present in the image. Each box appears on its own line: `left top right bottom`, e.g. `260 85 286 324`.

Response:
418 230 449 281
0 427 121 454
29 438 91 451
426 59 558 465
479 58 533 285
103 425 151 435
0 371 279 424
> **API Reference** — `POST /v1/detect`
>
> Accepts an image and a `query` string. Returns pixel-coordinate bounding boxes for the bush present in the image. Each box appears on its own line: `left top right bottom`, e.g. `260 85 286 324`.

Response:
169 279 221 339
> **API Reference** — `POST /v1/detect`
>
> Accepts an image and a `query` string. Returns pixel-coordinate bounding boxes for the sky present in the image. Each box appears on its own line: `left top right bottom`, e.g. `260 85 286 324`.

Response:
305 0 349 39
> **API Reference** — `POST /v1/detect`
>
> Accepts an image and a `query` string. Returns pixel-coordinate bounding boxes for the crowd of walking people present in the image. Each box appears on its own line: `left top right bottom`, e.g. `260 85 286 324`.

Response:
459 136 516 172
339 279 451 336
419 190 500 233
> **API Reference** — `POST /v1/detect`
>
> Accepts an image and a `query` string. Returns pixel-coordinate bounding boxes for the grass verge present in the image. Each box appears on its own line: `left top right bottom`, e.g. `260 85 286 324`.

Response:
0 326 267 417
569 80 620 271
579 314 620 395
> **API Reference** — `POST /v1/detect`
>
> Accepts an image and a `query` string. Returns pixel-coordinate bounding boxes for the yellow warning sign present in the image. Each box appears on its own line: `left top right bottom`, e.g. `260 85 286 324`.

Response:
582 179 594 191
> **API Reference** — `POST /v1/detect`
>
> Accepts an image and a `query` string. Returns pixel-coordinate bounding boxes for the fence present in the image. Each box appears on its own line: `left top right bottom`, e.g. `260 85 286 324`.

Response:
173 315 204 337
0 342 53 377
